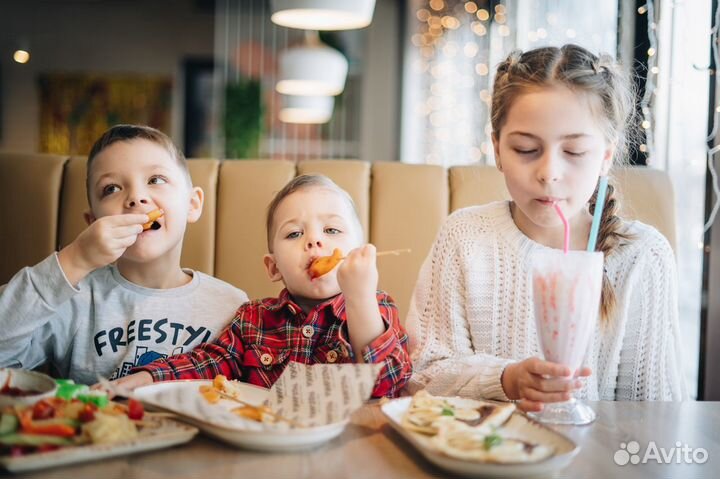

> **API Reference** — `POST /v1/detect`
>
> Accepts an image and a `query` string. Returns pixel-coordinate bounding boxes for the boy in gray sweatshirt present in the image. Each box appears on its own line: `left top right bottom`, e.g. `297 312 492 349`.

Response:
0 125 248 384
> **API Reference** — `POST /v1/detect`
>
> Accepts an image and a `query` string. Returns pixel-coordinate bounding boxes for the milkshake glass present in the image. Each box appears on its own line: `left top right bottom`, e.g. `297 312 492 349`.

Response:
530 249 603 425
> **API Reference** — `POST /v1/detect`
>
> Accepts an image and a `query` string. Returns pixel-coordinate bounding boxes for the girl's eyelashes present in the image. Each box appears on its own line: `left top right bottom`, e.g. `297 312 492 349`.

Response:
285 231 302 239
565 151 587 157
324 227 342 235
512 147 588 157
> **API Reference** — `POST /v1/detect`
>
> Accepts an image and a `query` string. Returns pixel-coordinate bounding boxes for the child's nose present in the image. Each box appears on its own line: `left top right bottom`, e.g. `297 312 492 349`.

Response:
537 154 561 183
306 239 323 249
538 171 560 183
125 195 149 209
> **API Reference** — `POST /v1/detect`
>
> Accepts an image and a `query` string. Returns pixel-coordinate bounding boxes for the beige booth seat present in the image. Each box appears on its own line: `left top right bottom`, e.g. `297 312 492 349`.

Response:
0 154 67 286
0 154 676 322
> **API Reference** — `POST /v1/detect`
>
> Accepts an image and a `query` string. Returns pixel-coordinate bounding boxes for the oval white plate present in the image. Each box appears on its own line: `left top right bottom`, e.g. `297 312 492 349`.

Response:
0 417 197 473
134 380 348 452
381 397 579 478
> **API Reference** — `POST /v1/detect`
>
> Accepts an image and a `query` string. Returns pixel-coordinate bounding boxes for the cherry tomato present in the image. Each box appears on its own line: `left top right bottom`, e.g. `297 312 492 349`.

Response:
127 399 144 420
78 403 97 423
31 399 56 420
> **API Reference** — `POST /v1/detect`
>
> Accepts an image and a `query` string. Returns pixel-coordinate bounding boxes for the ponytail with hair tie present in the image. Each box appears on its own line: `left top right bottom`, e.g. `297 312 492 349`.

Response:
508 50 522 67
496 50 522 76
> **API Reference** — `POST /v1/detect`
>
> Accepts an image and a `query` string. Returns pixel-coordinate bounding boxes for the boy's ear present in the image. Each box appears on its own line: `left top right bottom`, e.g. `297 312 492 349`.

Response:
263 254 283 282
186 186 204 224
492 134 502 171
84 211 96 225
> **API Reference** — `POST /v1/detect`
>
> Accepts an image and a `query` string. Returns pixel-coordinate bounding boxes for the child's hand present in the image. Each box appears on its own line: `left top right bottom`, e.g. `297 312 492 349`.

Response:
338 244 385 360
501 357 592 412
90 372 153 398
110 372 154 396
337 244 379 301
58 213 148 286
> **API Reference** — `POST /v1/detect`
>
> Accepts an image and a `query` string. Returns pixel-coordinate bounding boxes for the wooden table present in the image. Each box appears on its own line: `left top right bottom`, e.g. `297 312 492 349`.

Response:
4 401 719 479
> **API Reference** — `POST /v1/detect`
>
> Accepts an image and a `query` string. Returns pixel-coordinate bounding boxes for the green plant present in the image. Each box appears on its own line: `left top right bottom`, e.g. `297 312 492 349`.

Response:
224 78 264 158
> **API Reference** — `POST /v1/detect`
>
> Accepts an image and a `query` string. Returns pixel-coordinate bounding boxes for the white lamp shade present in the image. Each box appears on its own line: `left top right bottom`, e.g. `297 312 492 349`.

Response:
279 95 334 124
277 45 348 96
271 0 376 31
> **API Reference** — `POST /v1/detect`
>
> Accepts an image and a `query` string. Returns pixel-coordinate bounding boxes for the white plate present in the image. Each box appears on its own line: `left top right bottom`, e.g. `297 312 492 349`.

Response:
0 417 197 473
381 397 579 478
134 380 348 452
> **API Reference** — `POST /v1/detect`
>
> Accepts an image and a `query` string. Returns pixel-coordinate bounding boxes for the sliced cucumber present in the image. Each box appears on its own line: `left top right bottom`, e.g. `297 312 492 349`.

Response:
0 433 73 447
0 414 19 436
30 417 80 428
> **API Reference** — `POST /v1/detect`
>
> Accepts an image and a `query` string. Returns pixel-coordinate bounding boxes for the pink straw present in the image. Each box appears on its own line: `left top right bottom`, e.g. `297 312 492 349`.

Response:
553 202 570 254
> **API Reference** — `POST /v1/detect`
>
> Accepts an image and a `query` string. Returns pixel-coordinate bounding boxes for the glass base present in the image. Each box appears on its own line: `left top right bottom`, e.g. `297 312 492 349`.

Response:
528 398 596 426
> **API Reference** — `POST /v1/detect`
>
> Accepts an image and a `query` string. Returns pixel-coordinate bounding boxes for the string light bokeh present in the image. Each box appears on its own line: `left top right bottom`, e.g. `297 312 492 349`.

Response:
403 0 617 166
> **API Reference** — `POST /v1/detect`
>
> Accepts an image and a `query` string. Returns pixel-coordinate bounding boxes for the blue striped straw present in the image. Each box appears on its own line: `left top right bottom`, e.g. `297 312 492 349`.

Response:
587 176 609 252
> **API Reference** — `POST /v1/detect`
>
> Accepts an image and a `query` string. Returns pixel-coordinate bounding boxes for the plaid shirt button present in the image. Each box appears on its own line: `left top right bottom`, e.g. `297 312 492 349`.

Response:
326 350 338 363
260 353 273 366
302 325 314 338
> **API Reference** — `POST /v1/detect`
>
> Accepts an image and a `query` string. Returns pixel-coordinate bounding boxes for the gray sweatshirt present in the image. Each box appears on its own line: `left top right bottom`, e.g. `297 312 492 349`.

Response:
0 253 248 384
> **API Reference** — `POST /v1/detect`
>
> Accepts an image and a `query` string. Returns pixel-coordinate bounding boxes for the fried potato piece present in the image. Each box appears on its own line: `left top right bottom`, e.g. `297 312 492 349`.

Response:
309 248 344 279
232 405 273 422
199 384 220 404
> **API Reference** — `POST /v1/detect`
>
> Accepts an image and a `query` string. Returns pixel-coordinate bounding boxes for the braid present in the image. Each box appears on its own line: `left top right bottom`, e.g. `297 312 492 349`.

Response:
588 181 633 324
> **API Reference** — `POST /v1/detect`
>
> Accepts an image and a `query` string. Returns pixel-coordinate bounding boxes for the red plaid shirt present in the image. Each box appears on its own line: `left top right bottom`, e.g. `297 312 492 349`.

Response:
133 289 412 397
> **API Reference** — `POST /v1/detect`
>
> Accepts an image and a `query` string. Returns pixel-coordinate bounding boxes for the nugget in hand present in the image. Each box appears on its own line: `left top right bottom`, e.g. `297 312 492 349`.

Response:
142 209 164 231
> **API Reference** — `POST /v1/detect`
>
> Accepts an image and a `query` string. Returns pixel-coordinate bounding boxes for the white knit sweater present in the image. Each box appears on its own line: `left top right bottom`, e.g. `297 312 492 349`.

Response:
406 201 686 401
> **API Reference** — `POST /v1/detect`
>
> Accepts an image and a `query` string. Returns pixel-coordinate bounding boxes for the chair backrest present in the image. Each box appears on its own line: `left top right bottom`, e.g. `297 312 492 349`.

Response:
0 153 67 285
0 154 676 322
448 165 677 248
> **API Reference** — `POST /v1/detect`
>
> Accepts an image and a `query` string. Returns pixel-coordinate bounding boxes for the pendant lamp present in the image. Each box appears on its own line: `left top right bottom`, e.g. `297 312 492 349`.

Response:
271 0 376 31
279 95 334 124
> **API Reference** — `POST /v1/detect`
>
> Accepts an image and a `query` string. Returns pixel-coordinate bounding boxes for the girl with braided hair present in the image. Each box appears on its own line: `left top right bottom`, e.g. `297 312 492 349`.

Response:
406 44 686 411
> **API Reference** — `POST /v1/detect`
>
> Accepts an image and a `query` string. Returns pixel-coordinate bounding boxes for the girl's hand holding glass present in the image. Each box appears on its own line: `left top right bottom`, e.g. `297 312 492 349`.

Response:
502 358 592 412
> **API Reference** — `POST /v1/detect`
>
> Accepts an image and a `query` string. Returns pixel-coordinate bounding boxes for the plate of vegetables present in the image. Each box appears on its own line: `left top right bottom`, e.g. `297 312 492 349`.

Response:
0 379 197 472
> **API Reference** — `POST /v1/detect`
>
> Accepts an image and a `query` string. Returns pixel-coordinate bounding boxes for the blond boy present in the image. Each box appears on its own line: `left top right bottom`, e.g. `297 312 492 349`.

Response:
116 175 412 397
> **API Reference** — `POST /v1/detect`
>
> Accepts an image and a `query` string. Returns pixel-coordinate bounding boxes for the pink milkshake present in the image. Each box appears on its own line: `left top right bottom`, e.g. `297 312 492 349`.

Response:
533 250 603 372
530 249 603 425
